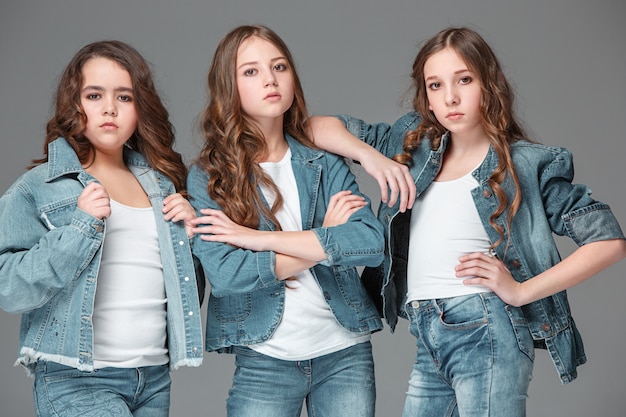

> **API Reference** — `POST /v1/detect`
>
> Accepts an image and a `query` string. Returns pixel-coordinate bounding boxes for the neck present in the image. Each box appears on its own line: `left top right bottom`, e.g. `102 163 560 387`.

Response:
83 148 128 173
255 117 288 163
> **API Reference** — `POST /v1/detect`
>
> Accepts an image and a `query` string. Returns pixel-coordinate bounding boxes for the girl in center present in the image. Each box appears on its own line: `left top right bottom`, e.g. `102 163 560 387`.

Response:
187 25 385 417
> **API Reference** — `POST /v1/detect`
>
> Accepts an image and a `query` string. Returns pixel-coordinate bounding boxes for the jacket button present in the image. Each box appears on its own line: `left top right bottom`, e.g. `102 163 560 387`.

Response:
482 189 492 198
511 260 521 268
541 323 551 332
323 291 331 300
93 224 103 233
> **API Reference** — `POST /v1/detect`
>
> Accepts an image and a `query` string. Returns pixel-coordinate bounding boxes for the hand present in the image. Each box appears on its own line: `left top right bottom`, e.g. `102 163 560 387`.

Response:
190 208 266 251
359 148 415 212
77 182 111 220
455 252 525 306
322 190 367 227
163 193 196 237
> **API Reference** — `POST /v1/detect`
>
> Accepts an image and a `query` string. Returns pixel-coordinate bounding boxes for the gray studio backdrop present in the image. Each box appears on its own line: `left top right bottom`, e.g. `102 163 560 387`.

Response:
1 1 625 416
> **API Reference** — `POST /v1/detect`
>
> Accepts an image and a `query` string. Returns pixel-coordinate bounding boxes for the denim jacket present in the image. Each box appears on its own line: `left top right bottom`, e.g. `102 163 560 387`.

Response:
187 135 384 352
0 138 204 372
338 112 625 384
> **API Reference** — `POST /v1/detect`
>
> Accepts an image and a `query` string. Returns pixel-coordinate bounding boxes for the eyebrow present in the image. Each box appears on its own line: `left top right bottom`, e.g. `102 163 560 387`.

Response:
81 85 134 93
425 68 471 81
237 56 286 70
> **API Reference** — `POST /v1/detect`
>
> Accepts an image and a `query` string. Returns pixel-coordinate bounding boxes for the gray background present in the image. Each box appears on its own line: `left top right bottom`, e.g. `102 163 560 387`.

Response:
1 0 625 416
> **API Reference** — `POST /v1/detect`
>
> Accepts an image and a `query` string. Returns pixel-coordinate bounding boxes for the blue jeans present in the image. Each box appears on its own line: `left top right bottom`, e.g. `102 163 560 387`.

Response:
227 341 375 417
402 292 534 417
34 362 170 417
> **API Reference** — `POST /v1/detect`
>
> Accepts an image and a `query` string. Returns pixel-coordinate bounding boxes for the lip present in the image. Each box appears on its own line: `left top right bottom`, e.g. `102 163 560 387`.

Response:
446 111 463 120
100 122 118 129
264 92 281 100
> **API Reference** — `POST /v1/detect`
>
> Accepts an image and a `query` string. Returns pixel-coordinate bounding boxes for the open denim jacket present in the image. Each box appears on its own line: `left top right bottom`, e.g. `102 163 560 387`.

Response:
339 112 625 384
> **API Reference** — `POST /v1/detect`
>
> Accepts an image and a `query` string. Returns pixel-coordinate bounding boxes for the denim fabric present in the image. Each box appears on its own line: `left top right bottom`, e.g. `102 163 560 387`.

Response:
187 135 384 352
338 112 625 383
226 341 375 417
34 361 170 417
0 138 203 372
402 293 533 417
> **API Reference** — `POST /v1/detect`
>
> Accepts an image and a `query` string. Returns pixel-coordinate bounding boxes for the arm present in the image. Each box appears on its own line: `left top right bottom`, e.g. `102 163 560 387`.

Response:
0 182 106 313
456 146 626 306
192 190 369 279
457 239 626 306
310 115 416 211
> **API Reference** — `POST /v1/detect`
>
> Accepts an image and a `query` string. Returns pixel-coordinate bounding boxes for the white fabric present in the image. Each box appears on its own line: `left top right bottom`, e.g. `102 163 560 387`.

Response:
251 147 369 361
93 199 168 369
406 170 491 302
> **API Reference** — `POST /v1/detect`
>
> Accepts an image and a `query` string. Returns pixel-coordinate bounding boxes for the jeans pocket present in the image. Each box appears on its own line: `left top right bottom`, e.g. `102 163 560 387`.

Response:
504 304 535 362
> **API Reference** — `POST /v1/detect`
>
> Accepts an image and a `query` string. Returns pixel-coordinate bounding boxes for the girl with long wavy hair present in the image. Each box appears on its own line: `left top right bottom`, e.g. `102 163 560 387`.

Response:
187 25 385 417
0 40 204 417
311 26 626 416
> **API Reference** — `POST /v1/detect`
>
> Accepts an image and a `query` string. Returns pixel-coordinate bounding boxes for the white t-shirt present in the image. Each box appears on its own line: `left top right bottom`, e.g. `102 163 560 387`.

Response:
250 148 369 360
406 169 491 302
92 199 168 369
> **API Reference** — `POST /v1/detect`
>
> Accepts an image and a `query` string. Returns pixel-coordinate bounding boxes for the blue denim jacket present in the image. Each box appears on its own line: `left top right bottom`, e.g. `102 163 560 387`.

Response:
338 112 625 384
187 135 384 352
0 138 204 372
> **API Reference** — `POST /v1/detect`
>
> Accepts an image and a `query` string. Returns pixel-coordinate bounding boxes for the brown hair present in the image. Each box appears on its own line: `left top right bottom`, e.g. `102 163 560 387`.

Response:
396 27 529 248
33 40 187 191
197 25 312 229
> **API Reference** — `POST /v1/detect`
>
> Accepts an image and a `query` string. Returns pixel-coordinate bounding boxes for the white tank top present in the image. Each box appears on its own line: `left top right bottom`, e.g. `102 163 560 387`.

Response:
92 199 168 369
251 148 369 361
406 169 491 302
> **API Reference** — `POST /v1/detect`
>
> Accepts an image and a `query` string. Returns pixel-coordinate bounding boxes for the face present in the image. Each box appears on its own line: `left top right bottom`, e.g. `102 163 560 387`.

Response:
80 57 138 156
423 47 484 140
235 36 294 126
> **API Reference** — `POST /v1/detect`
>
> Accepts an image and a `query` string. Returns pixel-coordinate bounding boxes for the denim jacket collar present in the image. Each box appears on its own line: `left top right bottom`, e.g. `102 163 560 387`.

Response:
47 138 152 182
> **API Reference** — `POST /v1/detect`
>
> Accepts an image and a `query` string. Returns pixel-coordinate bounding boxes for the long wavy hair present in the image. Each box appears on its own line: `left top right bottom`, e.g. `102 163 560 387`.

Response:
197 25 312 229
32 40 187 192
395 27 529 249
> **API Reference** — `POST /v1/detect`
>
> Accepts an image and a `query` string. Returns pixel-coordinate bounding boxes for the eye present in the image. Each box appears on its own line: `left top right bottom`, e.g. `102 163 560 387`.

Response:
86 93 100 100
243 68 257 76
427 82 440 90
459 76 472 85
274 62 288 71
118 95 133 102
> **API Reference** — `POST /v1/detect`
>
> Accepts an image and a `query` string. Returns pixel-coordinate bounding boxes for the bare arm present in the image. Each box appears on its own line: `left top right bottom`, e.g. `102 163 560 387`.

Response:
456 239 626 306
310 115 416 211
190 191 368 280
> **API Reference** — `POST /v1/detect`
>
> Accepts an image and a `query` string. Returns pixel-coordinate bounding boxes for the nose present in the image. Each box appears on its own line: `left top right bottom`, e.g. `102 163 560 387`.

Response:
103 99 117 116
264 73 277 87
445 87 459 106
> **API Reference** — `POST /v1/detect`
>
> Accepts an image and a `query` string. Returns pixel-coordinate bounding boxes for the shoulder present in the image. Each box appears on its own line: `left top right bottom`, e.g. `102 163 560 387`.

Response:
393 111 422 131
187 163 209 185
511 140 573 166
510 141 575 180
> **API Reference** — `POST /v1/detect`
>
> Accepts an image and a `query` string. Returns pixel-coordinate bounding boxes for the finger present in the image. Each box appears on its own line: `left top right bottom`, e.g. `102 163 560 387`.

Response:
385 174 400 208
405 170 416 209
375 174 390 204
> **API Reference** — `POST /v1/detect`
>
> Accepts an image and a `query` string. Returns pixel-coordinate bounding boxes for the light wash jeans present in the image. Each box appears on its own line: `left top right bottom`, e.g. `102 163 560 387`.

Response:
34 362 170 417
227 341 375 417
402 292 534 417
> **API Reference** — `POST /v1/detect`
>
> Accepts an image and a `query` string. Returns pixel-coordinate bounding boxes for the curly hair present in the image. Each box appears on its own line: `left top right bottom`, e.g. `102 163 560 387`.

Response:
396 27 529 249
196 25 312 229
32 40 187 192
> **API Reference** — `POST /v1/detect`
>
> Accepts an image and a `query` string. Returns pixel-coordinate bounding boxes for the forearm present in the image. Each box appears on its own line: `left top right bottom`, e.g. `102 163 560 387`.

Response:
310 116 374 162
274 254 317 280
519 238 626 305
256 229 327 262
